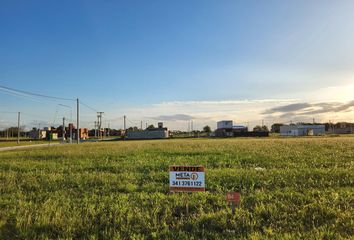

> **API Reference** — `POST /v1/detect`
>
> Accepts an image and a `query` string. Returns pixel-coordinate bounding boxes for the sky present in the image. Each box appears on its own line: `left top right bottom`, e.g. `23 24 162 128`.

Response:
0 0 353 130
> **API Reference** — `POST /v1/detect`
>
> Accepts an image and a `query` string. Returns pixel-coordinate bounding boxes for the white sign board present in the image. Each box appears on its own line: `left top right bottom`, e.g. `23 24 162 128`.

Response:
169 165 205 192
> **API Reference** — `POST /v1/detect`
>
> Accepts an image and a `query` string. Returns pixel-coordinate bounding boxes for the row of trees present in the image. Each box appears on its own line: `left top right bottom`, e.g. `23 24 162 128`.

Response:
0 127 25 138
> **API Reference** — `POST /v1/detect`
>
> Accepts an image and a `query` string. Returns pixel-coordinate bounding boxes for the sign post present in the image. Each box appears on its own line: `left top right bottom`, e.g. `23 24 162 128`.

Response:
169 165 205 192
227 192 241 215
169 165 205 215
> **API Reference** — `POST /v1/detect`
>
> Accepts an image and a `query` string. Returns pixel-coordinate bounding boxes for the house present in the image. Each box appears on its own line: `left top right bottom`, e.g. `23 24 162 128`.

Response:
126 122 169 139
67 123 89 140
46 132 58 140
29 129 47 139
280 125 325 136
79 128 89 140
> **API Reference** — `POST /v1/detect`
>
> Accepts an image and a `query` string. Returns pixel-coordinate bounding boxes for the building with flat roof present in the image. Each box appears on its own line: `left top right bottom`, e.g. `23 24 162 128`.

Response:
126 122 169 140
215 120 253 137
280 125 325 136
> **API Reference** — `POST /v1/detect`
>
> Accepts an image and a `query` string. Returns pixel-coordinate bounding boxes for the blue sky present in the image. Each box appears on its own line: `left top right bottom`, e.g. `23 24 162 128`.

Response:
1 1 353 130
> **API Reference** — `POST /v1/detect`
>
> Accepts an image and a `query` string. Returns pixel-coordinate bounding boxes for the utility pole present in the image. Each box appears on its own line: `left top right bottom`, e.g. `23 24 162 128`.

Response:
96 115 100 138
70 123 73 144
17 112 20 144
123 115 127 140
38 123 41 139
62 117 66 143
77 98 80 144
97 112 104 139
140 121 143 130
108 122 110 137
94 121 97 137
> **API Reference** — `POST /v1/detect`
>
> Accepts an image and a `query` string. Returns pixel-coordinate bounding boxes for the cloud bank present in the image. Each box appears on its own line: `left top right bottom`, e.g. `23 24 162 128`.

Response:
264 100 354 118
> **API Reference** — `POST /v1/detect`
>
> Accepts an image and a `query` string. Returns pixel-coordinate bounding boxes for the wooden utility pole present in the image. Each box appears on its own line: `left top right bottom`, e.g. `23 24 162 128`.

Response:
97 112 104 139
94 121 97 137
17 112 20 144
77 98 80 144
62 117 66 142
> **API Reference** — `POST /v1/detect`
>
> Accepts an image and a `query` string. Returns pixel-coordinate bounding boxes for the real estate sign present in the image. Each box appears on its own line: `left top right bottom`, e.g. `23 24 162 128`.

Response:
169 165 205 192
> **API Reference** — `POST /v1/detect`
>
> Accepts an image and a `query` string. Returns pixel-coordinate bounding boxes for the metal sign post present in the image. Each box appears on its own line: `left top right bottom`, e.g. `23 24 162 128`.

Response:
169 166 205 216
169 166 205 192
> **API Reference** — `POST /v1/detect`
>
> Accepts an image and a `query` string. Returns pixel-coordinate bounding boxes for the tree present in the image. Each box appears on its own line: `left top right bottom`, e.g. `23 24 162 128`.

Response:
2 127 25 137
253 125 269 132
127 126 139 131
203 125 211 133
271 123 284 133
146 124 155 130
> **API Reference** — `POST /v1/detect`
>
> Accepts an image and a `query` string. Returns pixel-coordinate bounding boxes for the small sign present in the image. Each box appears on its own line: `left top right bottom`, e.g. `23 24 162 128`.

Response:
227 192 241 215
169 165 205 192
227 192 241 204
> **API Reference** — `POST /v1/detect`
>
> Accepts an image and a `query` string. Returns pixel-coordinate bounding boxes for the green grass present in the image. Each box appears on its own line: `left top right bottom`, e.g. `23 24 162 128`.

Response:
0 140 48 148
0 137 353 239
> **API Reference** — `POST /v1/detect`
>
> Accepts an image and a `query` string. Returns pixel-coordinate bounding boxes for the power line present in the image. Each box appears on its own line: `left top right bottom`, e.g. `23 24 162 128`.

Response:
80 101 98 112
58 104 71 108
0 87 47 103
0 85 75 101
0 111 18 114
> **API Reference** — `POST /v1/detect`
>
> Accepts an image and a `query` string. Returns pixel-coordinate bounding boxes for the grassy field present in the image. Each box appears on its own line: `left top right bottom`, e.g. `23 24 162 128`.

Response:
0 137 353 239
0 140 48 148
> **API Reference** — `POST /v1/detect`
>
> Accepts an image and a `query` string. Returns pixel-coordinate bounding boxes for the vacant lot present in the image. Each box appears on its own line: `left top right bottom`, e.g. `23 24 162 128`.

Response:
0 137 353 239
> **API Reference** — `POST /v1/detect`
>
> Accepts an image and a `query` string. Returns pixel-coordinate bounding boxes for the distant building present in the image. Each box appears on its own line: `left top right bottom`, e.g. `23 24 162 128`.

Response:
67 123 88 140
215 120 249 137
232 125 248 132
331 122 354 134
79 128 89 140
46 132 58 140
127 122 169 139
29 129 47 139
280 125 325 136
217 120 233 130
